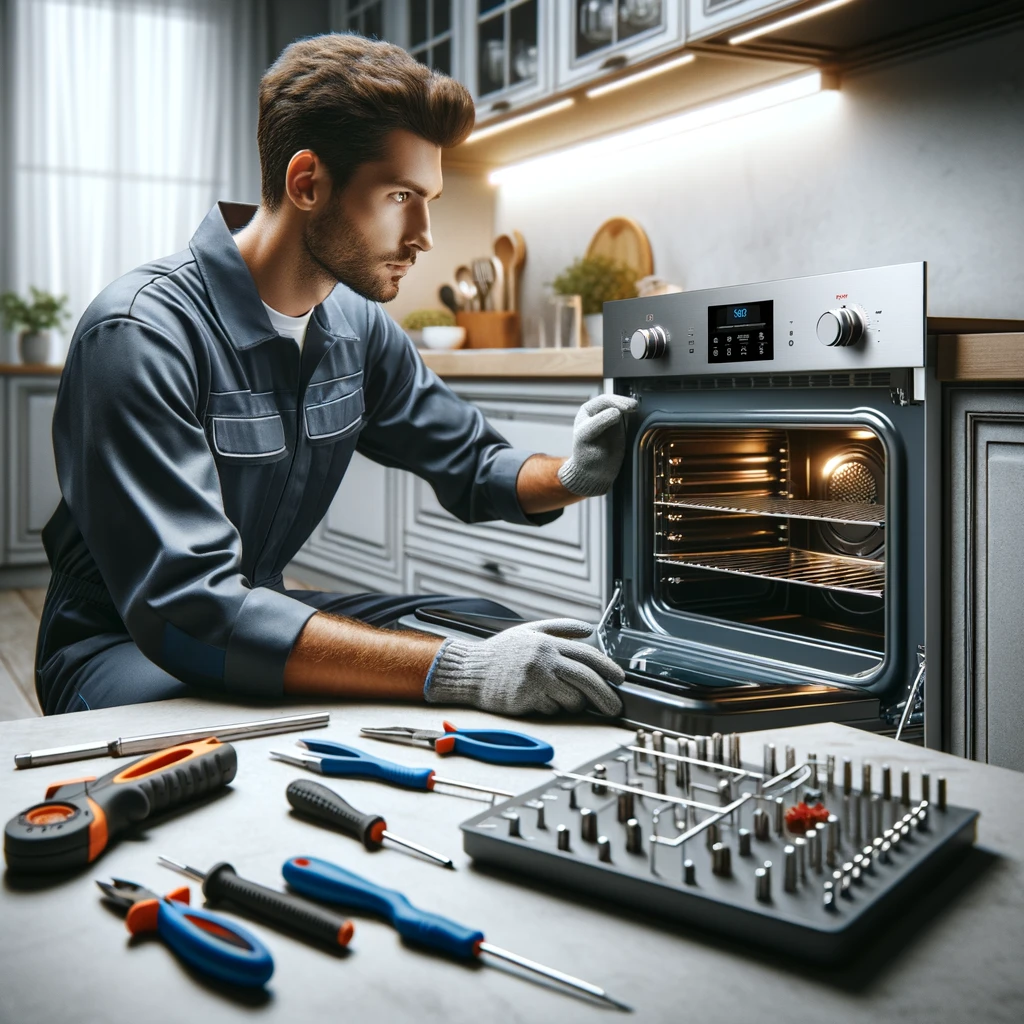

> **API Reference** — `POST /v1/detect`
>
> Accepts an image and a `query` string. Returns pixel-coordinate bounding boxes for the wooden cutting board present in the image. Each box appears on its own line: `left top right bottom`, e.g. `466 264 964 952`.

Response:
585 216 654 277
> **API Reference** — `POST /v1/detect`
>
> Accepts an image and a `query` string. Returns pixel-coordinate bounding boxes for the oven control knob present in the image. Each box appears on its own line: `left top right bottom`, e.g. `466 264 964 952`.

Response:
816 307 865 347
630 326 668 360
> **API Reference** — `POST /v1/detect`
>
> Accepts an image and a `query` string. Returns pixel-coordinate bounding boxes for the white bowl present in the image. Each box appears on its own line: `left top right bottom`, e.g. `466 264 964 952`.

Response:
421 325 467 350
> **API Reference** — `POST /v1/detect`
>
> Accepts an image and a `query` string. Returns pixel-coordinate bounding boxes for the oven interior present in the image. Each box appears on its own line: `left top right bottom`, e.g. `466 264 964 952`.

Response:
649 425 886 670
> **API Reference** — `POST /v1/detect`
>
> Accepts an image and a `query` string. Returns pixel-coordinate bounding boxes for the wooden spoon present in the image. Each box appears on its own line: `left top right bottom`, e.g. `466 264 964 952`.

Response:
494 234 516 312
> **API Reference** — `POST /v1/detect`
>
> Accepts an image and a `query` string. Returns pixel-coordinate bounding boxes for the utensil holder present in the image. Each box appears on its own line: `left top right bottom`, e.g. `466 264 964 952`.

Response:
456 311 521 349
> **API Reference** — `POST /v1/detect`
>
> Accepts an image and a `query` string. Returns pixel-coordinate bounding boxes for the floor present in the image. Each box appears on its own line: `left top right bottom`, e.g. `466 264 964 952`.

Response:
0 578 313 723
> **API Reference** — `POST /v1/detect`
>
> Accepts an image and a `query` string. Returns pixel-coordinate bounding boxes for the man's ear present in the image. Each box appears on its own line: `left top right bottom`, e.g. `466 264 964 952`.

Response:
284 150 332 212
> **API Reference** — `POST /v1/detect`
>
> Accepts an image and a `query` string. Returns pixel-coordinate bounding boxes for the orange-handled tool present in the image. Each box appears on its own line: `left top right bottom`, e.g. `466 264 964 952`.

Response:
4 738 237 873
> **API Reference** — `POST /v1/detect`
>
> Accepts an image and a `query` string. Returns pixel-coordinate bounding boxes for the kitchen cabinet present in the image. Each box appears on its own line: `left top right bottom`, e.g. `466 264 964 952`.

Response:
687 0 797 43
1 374 61 580
469 0 552 113
554 0 683 91
946 387 1024 773
289 377 606 621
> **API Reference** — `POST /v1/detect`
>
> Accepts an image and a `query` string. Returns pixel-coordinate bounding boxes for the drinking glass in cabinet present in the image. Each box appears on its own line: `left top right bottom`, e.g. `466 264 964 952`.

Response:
575 0 663 60
477 0 538 97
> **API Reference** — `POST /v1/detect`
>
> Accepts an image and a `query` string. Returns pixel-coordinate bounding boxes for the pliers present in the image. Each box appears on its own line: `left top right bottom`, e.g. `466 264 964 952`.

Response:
359 720 553 766
97 877 274 987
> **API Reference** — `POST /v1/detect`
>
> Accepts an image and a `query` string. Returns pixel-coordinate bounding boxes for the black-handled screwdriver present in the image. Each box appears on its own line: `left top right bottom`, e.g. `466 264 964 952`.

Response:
158 855 355 949
286 779 456 870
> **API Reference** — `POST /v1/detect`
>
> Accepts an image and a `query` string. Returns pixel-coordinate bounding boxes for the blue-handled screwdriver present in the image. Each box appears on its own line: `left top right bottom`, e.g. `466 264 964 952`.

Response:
282 855 631 1011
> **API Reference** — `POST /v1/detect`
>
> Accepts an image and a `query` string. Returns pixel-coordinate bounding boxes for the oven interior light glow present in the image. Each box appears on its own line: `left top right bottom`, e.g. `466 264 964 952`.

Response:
822 454 852 480
489 71 829 188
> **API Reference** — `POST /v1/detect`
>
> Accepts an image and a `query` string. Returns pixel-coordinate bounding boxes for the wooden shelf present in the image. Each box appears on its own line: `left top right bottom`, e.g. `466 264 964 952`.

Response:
0 364 63 376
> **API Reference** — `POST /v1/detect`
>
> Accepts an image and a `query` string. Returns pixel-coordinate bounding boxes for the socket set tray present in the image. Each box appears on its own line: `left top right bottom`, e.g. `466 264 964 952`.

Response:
461 732 978 962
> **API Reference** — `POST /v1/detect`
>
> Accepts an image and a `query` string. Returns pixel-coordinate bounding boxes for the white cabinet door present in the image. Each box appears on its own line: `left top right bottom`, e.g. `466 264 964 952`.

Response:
290 452 406 594
6 377 61 565
468 0 554 119
404 380 605 606
406 555 603 621
554 0 684 91
687 0 800 42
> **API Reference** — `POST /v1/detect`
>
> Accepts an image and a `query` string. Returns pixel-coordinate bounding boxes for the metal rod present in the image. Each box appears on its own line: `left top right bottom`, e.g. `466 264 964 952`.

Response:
478 941 631 1012
554 771 720 812
381 830 456 869
433 775 515 799
158 855 206 882
652 792 754 849
14 711 331 769
895 654 926 742
625 746 764 780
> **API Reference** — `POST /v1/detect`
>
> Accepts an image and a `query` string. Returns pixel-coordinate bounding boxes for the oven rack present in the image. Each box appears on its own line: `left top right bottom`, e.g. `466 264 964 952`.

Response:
656 548 885 597
655 495 885 527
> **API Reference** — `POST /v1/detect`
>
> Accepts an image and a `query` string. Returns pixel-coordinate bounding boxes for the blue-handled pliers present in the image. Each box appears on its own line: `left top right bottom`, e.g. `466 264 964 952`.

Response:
96 878 274 987
359 720 553 766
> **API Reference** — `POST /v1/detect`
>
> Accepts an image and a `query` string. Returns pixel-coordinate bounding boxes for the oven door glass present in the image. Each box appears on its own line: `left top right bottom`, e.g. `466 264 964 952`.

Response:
627 421 892 685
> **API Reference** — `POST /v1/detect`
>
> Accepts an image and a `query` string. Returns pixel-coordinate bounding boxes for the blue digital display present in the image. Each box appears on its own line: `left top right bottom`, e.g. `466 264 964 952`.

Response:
708 300 774 364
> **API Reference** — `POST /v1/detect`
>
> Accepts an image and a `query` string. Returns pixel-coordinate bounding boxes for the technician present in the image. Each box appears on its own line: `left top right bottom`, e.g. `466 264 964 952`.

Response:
36 33 634 717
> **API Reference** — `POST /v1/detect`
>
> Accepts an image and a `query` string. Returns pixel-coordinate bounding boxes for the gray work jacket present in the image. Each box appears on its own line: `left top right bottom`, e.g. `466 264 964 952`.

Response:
37 202 554 710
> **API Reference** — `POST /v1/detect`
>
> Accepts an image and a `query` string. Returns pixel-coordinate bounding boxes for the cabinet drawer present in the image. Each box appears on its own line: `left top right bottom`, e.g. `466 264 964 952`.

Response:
291 452 405 592
405 557 603 623
404 381 604 600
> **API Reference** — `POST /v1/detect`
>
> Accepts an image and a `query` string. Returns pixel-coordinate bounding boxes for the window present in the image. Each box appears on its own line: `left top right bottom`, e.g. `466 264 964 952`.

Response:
345 0 385 38
6 0 259 355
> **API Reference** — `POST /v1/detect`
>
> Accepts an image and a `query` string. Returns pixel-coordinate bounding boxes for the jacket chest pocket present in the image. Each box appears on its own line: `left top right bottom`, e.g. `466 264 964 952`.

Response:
209 413 289 465
304 385 365 445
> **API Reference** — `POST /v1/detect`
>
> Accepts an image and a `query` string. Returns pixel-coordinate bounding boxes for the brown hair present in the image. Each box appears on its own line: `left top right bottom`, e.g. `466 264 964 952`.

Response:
257 33 475 209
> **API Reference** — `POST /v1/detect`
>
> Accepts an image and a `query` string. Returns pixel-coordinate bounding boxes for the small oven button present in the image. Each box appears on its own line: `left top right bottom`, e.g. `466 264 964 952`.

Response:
817 307 865 347
629 326 668 359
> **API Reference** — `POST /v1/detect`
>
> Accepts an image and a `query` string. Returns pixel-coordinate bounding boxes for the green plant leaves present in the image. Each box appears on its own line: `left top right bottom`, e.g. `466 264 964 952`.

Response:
0 287 70 333
550 256 638 315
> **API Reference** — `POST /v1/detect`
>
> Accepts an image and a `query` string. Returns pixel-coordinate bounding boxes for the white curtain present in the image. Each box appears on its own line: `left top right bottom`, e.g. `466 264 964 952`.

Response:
9 0 268 361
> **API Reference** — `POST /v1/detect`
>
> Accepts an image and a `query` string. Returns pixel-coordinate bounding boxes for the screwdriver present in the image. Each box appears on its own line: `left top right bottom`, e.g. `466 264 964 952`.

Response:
269 739 515 801
286 779 455 869
283 855 631 1012
158 856 355 949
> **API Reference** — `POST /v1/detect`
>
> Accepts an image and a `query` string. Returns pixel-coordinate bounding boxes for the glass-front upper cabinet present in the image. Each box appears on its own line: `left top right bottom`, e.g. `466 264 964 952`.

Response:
471 0 552 113
406 0 457 75
555 0 683 90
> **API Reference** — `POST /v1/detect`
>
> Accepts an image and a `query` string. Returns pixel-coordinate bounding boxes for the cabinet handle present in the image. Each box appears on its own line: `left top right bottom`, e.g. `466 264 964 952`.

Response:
599 54 629 71
481 559 518 576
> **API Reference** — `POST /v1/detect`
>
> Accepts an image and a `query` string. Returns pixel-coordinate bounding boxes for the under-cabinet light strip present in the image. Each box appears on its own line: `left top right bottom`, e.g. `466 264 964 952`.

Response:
466 98 576 144
489 71 825 188
729 0 858 46
585 53 696 99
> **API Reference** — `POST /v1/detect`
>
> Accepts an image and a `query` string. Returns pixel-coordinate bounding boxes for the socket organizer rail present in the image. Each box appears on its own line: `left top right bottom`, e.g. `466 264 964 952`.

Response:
460 730 979 962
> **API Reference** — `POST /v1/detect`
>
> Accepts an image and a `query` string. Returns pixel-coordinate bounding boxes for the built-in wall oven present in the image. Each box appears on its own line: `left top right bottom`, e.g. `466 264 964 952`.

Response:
600 263 940 744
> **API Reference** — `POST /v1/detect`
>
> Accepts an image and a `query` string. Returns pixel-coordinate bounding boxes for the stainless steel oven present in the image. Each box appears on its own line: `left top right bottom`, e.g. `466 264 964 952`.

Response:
600 263 938 741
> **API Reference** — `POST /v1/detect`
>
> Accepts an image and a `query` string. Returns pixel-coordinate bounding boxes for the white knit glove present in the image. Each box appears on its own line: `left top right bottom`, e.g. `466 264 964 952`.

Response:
557 395 638 497
424 619 624 716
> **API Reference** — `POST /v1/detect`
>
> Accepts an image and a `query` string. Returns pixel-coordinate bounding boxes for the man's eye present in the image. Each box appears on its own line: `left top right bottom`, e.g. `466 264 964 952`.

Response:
393 192 410 204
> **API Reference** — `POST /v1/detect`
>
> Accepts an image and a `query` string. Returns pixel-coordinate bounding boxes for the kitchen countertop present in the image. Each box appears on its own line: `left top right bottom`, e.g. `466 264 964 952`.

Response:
0 363 63 375
418 346 603 378
0 702 1021 1023
4 335 1023 383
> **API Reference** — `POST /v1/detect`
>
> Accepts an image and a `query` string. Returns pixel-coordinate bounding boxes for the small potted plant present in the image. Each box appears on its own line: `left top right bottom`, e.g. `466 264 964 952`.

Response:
0 287 70 364
551 256 638 347
401 308 465 349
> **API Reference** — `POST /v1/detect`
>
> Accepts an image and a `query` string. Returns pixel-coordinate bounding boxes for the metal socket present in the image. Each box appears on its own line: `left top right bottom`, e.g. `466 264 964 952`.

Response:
901 767 911 806
507 813 521 838
882 763 892 801
705 821 721 850
617 790 635 823
580 808 597 843
937 776 947 811
755 867 770 903
557 825 570 851
625 818 642 854
784 845 797 892
785 745 796 771
774 797 785 836
597 836 611 862
843 758 852 796
738 828 752 857
794 836 807 882
712 732 723 764
592 763 608 796
809 828 822 872
753 808 770 841
683 858 696 885
712 842 732 878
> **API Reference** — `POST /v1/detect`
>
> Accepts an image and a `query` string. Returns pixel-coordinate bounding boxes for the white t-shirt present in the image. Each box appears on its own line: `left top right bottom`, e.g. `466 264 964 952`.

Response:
262 300 314 352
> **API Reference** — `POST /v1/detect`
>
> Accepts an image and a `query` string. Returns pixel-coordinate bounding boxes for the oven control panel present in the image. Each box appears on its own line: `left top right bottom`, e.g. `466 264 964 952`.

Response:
604 263 926 378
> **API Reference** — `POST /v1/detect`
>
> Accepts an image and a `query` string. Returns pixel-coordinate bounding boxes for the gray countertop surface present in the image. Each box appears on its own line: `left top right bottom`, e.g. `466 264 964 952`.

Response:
1 700 1021 1024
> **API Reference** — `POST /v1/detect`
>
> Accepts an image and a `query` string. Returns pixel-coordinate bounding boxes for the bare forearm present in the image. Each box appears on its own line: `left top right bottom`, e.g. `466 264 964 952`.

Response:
516 453 582 515
282 612 444 699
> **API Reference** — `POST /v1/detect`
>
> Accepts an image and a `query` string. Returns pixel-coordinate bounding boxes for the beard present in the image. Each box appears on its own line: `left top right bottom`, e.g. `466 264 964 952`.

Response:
302 197 415 304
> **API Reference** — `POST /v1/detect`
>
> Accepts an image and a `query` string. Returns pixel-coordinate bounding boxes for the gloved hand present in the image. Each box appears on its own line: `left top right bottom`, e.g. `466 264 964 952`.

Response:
424 619 624 716
557 394 638 497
